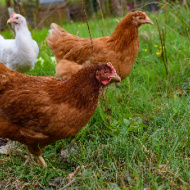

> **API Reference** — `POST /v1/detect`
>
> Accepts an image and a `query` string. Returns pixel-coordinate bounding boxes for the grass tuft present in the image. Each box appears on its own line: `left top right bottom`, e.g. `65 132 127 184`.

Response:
0 2 189 189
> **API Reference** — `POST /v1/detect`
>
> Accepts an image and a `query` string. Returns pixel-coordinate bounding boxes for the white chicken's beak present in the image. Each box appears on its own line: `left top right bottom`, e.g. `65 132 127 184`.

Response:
7 18 14 23
7 18 18 24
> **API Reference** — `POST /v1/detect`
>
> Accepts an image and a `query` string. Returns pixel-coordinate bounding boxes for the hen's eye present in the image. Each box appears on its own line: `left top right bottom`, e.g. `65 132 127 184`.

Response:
104 70 107 73
139 16 143 19
16 17 19 19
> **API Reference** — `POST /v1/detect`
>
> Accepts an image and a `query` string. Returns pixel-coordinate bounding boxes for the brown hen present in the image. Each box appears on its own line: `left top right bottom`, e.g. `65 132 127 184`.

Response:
47 11 153 80
0 62 120 166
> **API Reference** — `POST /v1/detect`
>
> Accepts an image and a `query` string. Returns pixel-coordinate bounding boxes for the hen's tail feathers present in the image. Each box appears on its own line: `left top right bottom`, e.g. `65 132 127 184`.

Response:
0 35 4 40
46 23 72 61
0 63 11 90
0 62 21 81
0 63 23 90
0 62 12 74
47 23 67 44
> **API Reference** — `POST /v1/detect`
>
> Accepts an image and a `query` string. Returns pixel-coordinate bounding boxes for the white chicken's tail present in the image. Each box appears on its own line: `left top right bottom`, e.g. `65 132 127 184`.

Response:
0 35 4 40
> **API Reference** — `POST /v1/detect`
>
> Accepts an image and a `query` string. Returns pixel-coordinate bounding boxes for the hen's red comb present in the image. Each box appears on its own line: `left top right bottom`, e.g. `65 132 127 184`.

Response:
107 62 116 72
10 12 16 18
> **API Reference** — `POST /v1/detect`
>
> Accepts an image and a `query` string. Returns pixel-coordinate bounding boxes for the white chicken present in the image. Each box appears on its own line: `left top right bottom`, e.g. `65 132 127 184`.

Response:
0 12 39 73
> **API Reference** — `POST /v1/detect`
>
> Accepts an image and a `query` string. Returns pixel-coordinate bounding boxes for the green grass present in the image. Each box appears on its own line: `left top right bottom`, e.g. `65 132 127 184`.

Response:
0 2 190 190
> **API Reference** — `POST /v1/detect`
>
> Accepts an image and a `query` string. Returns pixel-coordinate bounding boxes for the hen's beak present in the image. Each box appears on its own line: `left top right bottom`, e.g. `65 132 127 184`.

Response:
110 72 121 82
145 16 154 25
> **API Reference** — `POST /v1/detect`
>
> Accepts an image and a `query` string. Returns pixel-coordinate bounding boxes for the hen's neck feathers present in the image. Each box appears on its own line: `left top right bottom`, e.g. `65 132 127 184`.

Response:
108 15 139 52
48 65 102 110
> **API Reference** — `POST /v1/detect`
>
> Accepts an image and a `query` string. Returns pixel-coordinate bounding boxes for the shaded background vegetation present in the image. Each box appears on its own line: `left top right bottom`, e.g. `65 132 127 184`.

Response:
0 0 162 30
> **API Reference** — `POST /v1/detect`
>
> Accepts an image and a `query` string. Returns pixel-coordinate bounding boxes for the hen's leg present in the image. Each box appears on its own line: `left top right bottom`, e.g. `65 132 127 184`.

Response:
37 155 46 167
28 145 46 166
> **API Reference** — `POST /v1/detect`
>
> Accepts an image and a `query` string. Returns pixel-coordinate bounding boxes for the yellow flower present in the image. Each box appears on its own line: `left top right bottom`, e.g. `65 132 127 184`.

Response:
154 45 158 48
144 49 148 52
156 51 161 56
189 82 190 86
174 94 177 99
159 46 165 49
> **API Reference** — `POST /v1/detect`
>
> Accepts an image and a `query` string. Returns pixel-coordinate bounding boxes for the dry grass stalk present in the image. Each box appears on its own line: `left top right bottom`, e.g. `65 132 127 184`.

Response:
156 19 169 82
97 0 108 36
80 0 96 63
60 178 76 190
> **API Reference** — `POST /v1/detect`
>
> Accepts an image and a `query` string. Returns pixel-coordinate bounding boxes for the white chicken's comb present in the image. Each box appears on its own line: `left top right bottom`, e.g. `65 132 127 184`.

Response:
10 12 16 18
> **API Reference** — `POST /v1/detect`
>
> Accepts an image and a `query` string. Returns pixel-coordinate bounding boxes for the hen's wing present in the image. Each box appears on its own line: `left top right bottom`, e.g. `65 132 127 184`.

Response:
0 63 59 127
